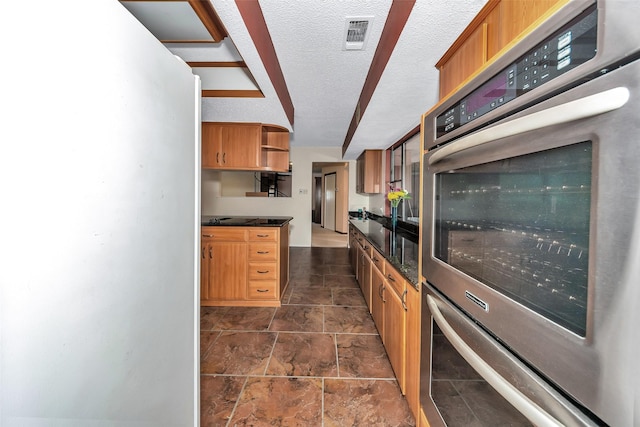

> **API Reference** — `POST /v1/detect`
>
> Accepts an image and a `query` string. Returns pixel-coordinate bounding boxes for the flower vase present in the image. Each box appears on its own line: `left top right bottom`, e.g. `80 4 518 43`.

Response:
391 206 398 231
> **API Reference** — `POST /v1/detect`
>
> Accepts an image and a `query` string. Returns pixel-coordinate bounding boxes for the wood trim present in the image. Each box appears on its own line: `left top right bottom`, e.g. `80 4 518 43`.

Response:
236 0 295 126
187 61 247 68
187 0 228 42
390 125 420 151
342 0 416 157
201 89 264 98
435 0 500 68
121 0 227 42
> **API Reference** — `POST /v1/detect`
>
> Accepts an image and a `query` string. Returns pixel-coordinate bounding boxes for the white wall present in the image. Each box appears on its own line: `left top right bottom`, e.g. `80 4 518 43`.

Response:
203 146 370 246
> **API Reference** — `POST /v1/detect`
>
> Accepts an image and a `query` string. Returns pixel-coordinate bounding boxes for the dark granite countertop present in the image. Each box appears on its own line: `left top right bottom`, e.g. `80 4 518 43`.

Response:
349 218 419 289
202 216 293 227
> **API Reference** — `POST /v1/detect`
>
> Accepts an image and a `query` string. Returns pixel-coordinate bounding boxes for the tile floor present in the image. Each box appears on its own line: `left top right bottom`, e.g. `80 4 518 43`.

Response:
200 247 415 426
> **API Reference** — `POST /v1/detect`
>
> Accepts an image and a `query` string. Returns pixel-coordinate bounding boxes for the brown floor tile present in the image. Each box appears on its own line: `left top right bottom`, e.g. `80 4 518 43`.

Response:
200 306 229 331
215 307 276 331
200 247 414 426
336 334 395 378
229 377 323 426
269 305 324 332
288 287 333 305
324 379 414 426
201 331 277 375
332 288 367 306
200 330 221 358
327 264 355 275
324 306 378 334
200 375 246 427
324 274 359 288
266 332 338 377
288 274 324 287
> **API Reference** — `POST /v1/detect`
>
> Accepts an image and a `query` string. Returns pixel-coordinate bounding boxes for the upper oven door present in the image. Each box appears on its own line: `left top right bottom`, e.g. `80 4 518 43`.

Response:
422 58 640 426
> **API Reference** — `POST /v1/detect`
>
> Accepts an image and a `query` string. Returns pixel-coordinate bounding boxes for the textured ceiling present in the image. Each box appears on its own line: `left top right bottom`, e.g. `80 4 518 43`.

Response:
172 0 487 159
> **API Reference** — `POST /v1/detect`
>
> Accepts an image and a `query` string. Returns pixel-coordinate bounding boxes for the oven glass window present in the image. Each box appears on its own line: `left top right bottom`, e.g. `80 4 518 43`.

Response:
434 142 591 336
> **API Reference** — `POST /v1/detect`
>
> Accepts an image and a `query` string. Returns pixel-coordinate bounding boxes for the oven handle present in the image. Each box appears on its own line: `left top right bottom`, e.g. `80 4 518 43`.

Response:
427 294 564 427
429 86 630 165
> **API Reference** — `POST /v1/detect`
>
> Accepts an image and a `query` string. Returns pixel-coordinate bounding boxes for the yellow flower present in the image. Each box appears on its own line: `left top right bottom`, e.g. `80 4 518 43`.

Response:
387 188 410 208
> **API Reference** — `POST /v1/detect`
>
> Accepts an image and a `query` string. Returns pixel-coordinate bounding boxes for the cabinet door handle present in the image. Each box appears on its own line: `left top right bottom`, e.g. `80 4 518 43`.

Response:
257 251 270 254
257 270 270 274
256 289 270 293
209 247 213 259
216 152 220 164
402 289 408 311
382 285 386 303
222 152 226 164
202 247 206 259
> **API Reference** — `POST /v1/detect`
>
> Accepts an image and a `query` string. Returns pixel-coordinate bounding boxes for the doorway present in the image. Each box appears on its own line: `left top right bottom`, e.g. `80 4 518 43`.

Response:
323 172 336 231
311 162 349 247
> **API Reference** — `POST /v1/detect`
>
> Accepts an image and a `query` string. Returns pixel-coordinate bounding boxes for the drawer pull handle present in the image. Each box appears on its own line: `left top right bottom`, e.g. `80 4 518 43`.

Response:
257 289 270 293
257 270 270 274
257 251 270 254
461 238 476 242
257 234 269 238
203 234 214 238
387 274 396 282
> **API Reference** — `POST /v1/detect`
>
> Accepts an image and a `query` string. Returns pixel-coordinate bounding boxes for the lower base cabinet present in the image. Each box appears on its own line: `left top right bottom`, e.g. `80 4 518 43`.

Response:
201 224 289 307
350 224 421 422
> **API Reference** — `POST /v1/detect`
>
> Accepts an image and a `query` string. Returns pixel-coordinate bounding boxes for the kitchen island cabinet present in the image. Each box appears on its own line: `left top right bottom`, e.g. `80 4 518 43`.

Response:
200 217 291 307
201 228 248 302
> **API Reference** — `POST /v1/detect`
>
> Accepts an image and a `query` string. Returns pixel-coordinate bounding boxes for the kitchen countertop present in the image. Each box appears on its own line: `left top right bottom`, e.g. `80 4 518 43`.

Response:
202 216 293 227
349 217 419 289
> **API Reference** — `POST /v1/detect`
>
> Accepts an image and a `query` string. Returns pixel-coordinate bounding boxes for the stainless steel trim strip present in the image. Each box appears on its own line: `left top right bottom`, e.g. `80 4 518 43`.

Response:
428 87 629 165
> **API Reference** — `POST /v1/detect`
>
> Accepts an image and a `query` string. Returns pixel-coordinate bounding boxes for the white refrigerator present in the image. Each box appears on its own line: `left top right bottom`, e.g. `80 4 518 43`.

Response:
0 0 201 425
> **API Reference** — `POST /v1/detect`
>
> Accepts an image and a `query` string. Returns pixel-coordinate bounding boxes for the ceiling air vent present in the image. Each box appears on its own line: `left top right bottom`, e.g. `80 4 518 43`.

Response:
343 17 374 50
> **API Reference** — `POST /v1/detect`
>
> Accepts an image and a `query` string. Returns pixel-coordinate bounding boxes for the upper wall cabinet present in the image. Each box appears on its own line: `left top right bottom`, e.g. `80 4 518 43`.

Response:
356 150 383 194
202 122 290 172
436 0 569 99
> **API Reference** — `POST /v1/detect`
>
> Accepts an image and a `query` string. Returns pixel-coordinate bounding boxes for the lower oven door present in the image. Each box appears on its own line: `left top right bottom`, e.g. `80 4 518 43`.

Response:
420 283 599 427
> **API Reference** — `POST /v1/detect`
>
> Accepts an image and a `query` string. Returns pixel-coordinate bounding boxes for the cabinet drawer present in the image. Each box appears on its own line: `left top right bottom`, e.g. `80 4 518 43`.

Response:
248 262 277 280
202 227 248 242
384 261 406 297
248 243 278 261
247 281 278 300
371 248 385 274
249 228 278 242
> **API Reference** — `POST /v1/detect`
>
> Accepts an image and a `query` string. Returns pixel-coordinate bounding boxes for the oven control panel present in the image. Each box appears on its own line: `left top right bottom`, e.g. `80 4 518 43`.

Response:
436 5 597 138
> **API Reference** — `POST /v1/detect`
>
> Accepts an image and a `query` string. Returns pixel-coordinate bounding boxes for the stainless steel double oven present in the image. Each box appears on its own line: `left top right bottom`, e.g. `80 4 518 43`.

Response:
420 1 640 426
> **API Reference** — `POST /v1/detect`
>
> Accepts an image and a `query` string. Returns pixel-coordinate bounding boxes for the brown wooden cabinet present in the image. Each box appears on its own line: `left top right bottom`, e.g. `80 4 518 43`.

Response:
201 224 290 307
436 0 569 99
383 278 407 392
356 149 383 194
201 227 248 303
350 223 420 412
202 122 290 172
371 265 385 338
